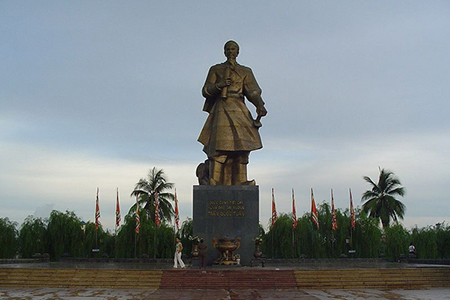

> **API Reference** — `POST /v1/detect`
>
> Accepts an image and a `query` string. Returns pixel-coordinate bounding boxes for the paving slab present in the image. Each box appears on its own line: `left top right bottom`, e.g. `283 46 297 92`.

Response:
1 288 450 300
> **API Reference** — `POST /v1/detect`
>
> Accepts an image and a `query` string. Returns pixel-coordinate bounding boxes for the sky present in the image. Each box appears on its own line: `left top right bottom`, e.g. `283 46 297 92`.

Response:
1 1 449 232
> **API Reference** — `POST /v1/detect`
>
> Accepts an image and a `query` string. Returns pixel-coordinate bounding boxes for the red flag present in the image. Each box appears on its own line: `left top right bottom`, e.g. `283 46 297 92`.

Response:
174 189 180 232
292 188 297 229
331 189 338 230
115 188 121 229
154 190 161 227
95 188 100 231
135 194 140 234
311 188 319 229
271 188 277 227
350 188 356 230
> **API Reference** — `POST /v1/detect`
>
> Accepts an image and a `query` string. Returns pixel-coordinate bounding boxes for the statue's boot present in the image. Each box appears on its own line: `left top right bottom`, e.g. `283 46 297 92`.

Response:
209 158 224 185
235 162 256 185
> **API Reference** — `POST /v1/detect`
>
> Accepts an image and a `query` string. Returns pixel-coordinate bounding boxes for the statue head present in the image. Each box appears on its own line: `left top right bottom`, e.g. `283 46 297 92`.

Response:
224 40 239 59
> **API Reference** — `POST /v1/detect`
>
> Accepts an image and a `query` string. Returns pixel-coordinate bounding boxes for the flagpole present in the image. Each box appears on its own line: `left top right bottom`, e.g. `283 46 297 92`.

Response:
292 229 295 259
331 230 335 257
174 189 178 243
135 231 137 259
154 224 157 259
350 225 353 249
95 188 99 250
292 188 296 259
115 188 117 257
331 189 334 257
153 190 158 260
271 227 274 259
349 188 355 250
154 191 157 260
271 188 276 259
115 188 118 258
135 194 140 259
173 190 176 244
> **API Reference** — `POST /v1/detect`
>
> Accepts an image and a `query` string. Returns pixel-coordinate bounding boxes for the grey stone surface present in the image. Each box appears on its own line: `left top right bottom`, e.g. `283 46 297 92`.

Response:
1 288 450 300
193 185 259 266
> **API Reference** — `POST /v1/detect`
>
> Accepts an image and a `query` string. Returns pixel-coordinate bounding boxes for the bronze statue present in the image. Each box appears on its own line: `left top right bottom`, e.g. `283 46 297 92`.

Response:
197 41 267 185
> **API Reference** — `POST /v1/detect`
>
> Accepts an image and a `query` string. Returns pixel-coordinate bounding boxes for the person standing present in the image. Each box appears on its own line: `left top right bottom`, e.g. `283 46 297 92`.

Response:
198 239 207 269
173 238 186 269
408 242 416 258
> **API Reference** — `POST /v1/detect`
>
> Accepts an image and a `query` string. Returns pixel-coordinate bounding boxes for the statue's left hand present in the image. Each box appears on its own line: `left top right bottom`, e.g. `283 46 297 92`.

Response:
257 106 267 117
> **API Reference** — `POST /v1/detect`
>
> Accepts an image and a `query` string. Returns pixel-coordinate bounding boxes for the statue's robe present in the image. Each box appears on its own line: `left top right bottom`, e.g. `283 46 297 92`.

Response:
198 61 264 158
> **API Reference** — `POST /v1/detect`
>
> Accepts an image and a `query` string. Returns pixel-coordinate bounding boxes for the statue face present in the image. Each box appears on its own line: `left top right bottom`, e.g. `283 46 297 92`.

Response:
224 43 239 59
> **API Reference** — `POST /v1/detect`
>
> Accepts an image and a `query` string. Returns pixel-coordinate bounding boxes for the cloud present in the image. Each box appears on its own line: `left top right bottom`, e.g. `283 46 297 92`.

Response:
34 204 55 219
254 131 450 230
0 141 198 229
1 1 449 233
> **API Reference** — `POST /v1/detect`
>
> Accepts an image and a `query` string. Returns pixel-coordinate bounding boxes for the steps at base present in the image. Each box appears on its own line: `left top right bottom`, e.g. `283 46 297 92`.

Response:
0 268 448 290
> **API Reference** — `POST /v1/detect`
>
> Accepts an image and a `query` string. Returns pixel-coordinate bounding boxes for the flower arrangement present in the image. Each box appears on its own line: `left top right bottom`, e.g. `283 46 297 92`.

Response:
188 235 201 244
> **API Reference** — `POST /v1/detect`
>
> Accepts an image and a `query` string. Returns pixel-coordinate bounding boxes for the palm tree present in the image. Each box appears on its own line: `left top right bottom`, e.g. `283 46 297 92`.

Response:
361 168 406 228
130 167 175 223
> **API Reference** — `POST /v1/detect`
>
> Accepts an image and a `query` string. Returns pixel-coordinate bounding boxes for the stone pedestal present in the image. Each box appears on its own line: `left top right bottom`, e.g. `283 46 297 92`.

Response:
193 185 259 266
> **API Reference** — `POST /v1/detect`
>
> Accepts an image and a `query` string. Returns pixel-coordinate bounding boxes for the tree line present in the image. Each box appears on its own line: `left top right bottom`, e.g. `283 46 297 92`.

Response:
1 207 449 261
262 204 450 261
1 167 449 261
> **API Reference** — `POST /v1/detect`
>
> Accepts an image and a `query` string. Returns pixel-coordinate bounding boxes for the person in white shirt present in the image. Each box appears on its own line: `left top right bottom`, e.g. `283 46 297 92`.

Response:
173 238 186 269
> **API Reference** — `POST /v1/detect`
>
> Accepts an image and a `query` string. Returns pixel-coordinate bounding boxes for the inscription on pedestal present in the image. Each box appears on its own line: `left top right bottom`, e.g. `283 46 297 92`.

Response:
207 200 245 217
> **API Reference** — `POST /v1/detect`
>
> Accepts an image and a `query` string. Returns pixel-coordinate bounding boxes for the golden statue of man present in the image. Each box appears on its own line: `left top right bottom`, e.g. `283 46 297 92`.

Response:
198 40 267 185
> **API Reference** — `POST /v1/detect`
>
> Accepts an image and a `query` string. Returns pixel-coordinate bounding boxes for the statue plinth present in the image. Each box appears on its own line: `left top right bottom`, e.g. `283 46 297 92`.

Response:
193 185 259 266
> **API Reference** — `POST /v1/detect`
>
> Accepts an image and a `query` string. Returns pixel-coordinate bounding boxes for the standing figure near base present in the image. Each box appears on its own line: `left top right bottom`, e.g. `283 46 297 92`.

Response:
173 238 185 269
198 239 207 269
198 40 268 186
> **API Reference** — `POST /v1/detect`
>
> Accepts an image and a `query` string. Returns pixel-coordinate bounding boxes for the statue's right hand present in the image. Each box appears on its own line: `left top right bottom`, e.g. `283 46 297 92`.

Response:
217 78 231 89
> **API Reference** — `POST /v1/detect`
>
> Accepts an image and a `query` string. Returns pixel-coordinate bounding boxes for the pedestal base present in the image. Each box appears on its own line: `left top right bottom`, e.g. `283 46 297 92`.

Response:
193 185 259 266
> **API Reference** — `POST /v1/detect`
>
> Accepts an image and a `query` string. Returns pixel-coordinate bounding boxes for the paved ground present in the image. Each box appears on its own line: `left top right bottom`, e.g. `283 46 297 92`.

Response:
1 288 450 300
2 261 448 271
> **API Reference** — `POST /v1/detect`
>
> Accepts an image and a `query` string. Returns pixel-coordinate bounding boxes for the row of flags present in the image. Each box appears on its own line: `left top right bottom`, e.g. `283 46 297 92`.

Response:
94 188 180 235
271 188 357 231
95 188 122 233
96 187 356 234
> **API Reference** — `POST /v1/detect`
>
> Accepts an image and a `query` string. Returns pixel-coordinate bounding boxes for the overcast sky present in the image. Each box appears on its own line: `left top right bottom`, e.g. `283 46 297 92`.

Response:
1 1 449 232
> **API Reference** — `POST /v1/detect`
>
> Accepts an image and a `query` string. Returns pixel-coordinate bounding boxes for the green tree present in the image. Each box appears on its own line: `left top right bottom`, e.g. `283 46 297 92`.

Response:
361 168 406 228
263 205 383 259
353 209 382 258
82 221 111 258
436 222 450 259
384 223 410 261
264 214 295 258
179 218 193 256
47 210 84 259
116 208 175 259
131 167 175 223
0 217 18 258
411 226 438 259
19 216 48 258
